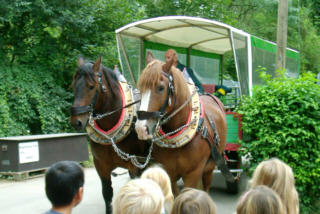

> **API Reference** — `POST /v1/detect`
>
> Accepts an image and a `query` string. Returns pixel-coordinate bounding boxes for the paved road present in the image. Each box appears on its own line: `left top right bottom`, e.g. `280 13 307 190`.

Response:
0 167 249 214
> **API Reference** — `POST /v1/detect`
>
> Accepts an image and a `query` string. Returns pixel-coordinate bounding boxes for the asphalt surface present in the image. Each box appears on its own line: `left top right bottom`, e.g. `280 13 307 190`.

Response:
0 167 249 214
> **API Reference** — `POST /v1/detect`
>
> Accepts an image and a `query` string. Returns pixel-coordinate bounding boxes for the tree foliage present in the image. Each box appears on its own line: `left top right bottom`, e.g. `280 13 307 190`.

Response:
0 0 145 86
236 71 320 213
0 65 73 136
0 0 144 136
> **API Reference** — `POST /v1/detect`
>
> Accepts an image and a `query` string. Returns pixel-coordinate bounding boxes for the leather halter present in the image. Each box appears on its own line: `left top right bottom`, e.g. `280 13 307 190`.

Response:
70 71 106 116
136 71 174 120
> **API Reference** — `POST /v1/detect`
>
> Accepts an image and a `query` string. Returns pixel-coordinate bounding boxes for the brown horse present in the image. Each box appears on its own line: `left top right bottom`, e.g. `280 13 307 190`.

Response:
70 57 149 214
135 53 233 195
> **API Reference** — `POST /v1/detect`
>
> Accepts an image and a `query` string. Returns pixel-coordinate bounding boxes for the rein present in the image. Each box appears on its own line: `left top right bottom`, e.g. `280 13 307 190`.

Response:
70 91 98 116
160 89 197 126
137 70 197 136
72 64 151 168
92 99 140 120
70 70 140 118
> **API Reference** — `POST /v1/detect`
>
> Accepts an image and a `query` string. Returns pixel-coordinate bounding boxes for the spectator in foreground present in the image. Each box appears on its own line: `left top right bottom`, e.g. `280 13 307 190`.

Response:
112 178 164 214
170 187 216 214
236 185 285 214
141 164 174 214
250 158 299 214
44 161 84 214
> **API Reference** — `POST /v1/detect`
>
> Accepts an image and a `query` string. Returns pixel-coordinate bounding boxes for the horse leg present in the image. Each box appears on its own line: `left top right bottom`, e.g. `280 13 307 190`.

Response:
202 161 216 192
100 177 113 214
128 167 143 179
166 171 179 196
93 158 114 214
182 167 203 190
171 179 180 196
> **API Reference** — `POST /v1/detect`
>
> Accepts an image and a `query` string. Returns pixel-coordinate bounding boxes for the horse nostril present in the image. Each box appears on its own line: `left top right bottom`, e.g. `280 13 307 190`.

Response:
146 126 151 135
76 120 82 128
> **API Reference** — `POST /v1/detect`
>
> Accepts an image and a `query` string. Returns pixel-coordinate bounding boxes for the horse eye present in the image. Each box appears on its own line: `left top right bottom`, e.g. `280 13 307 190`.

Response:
158 85 165 93
89 85 94 90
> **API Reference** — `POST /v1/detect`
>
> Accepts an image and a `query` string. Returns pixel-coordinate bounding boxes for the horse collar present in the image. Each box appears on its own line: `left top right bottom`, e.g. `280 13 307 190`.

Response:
152 82 202 148
86 78 137 145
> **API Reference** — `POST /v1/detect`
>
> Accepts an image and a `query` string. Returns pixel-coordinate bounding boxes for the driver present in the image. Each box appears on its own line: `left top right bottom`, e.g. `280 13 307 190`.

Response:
164 49 204 94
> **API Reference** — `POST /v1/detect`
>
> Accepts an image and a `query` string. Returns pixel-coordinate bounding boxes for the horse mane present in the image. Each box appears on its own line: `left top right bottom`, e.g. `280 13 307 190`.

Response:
72 63 96 87
138 60 191 109
72 61 119 96
138 60 163 93
170 66 191 109
101 66 119 96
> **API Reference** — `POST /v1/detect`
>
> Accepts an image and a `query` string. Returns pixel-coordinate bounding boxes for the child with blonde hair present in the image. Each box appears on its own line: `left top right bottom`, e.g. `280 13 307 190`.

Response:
250 158 299 214
170 187 216 214
236 185 285 214
112 178 164 214
141 165 174 214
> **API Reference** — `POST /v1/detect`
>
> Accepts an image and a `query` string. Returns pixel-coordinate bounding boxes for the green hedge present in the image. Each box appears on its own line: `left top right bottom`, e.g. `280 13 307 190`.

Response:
0 65 73 136
236 71 320 213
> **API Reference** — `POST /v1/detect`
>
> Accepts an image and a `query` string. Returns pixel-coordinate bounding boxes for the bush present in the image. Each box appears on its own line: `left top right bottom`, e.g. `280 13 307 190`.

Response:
236 71 320 213
0 65 73 136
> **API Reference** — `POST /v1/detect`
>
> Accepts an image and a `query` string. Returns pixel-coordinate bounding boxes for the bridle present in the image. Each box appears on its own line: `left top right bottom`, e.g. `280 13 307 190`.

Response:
136 71 175 121
70 69 106 117
70 65 141 120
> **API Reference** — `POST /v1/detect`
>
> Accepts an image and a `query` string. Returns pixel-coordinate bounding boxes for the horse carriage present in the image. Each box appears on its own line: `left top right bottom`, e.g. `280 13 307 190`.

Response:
115 16 300 193
70 16 300 214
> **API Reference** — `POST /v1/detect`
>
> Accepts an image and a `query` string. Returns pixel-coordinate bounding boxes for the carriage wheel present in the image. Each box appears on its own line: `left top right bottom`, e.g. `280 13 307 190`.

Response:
226 177 239 194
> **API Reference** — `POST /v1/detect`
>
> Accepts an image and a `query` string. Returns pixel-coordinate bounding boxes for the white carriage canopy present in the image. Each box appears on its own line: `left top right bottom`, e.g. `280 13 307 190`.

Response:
116 16 300 96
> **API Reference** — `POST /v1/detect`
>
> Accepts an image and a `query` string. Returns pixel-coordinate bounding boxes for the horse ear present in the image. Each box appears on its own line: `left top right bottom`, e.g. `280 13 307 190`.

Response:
77 56 84 67
146 51 154 65
93 56 102 73
162 58 174 73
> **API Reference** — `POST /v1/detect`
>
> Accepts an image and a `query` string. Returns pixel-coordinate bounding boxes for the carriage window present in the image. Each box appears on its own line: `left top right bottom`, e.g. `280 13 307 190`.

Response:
117 35 140 86
232 32 249 96
189 52 220 85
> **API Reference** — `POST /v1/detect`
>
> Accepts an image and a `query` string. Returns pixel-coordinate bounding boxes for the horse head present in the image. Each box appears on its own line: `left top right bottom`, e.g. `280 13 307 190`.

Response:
135 52 190 140
70 56 105 130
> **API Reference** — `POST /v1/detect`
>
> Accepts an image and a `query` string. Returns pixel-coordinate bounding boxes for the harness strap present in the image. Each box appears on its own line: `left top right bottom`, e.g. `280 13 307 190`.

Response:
70 90 98 116
200 112 235 183
93 99 141 120
70 105 91 116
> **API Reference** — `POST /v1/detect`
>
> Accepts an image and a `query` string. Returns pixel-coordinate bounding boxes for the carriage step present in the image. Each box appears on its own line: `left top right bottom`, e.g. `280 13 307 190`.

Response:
0 168 47 181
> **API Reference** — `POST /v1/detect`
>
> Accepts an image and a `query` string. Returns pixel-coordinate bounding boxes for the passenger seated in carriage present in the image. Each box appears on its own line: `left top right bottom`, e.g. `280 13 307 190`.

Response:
164 49 204 94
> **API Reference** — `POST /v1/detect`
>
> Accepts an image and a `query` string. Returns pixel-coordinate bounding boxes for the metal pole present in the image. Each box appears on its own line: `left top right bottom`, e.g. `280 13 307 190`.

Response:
275 0 288 71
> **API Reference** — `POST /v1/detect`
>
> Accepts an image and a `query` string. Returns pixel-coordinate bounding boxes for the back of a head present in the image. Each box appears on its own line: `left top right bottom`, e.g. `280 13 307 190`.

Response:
171 188 216 214
45 161 84 207
236 185 285 214
250 158 299 214
141 165 173 200
141 165 174 214
112 178 164 214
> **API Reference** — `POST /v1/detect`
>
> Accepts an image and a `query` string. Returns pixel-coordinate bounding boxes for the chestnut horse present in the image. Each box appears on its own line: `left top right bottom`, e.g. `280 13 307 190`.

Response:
135 53 234 194
70 57 149 214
